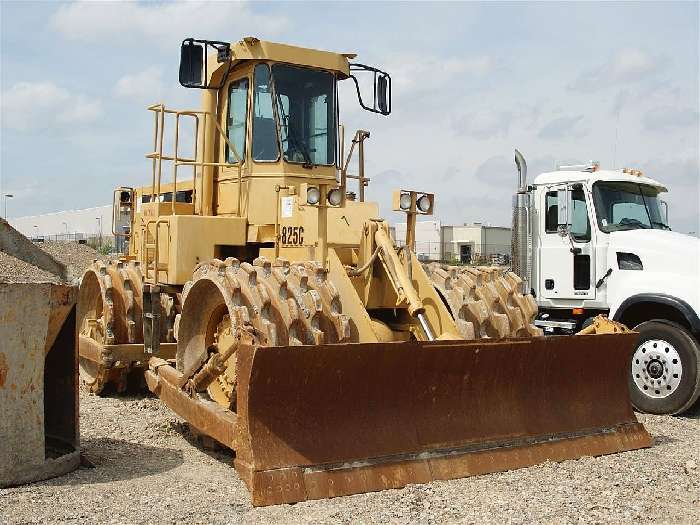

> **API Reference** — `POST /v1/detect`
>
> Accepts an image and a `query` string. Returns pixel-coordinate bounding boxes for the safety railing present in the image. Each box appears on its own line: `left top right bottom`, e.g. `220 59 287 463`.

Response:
141 218 171 283
339 126 371 202
142 104 245 283
145 104 244 216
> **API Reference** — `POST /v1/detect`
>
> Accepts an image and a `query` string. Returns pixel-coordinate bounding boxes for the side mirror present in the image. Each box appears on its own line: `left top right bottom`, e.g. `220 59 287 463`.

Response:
660 200 669 224
377 74 389 114
349 63 392 115
178 38 232 90
179 40 204 87
557 188 570 233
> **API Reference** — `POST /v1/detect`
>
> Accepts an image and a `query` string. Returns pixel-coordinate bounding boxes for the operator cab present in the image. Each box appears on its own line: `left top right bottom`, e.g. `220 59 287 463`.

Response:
178 37 390 173
534 167 670 235
531 166 670 332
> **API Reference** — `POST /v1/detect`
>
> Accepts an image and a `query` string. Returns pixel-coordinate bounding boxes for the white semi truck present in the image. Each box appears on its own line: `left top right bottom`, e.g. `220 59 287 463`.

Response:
511 150 700 415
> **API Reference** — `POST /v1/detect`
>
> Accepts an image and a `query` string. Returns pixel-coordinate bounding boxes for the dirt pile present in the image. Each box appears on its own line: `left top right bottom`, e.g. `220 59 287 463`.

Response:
0 251 62 283
0 240 105 284
38 241 106 281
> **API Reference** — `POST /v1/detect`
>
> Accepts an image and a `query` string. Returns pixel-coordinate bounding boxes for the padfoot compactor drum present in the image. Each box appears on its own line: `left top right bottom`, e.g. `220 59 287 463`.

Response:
77 37 652 505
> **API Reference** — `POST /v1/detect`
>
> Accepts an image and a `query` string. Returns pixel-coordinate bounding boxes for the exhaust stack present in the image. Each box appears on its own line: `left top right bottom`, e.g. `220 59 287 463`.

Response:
515 148 527 192
511 149 531 294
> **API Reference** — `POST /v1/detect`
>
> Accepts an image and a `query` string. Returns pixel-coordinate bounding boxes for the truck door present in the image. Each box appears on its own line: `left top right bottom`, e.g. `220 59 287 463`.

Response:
539 184 596 300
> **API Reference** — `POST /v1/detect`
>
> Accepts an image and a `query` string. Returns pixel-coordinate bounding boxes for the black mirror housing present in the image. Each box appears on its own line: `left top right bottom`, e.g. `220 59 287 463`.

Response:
377 75 389 114
178 38 232 90
179 40 204 87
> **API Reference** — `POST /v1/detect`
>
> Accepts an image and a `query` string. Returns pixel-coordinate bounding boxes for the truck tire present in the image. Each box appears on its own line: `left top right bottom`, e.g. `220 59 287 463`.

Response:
629 320 700 415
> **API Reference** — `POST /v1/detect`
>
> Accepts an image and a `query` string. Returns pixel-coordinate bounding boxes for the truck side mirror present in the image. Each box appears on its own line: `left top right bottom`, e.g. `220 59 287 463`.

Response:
660 200 668 224
179 39 204 88
557 188 570 234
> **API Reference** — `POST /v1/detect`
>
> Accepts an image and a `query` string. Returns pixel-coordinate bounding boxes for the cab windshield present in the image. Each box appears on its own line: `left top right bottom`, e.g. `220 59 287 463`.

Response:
592 181 670 232
271 64 336 166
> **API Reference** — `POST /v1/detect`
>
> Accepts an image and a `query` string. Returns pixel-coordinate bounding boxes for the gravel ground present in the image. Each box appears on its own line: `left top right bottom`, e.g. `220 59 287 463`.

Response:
1 392 697 524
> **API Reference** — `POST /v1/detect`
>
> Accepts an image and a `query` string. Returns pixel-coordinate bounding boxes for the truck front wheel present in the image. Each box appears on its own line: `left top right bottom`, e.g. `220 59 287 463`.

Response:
629 320 700 415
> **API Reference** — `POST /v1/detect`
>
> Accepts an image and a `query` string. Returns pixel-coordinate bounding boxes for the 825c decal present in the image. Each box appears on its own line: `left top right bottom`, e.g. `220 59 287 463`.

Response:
281 226 304 246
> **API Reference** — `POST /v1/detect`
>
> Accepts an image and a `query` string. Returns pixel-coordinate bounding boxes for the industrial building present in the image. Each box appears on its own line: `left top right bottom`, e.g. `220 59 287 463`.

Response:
393 220 511 264
9 205 112 241
10 206 510 265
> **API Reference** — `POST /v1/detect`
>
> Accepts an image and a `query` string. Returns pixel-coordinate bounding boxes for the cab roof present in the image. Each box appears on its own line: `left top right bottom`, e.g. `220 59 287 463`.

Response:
533 169 667 191
208 37 352 79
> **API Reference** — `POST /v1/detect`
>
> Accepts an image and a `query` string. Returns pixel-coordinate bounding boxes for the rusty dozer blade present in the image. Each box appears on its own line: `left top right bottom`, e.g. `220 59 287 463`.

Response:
230 332 651 506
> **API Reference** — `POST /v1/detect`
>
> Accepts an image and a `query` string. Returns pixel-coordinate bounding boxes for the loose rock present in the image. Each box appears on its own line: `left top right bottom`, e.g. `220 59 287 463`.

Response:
0 393 698 524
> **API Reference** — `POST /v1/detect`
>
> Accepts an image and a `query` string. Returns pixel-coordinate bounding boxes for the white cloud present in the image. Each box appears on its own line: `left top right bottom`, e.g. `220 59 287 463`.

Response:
569 48 661 92
1 82 102 131
387 54 494 91
452 110 512 140
643 106 700 131
114 67 165 100
50 1 287 47
538 115 588 140
444 56 494 76
610 48 658 79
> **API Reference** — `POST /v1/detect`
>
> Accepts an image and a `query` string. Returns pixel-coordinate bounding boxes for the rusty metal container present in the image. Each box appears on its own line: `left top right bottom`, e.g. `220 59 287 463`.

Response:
0 281 79 487
1 219 80 487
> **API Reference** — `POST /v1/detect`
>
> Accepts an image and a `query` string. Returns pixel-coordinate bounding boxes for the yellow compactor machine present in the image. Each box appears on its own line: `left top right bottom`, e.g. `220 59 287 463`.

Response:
78 37 652 506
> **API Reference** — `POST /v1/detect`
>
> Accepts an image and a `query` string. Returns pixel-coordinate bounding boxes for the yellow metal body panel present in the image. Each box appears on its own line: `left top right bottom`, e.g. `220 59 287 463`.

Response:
141 215 247 285
277 195 379 247
207 37 351 88
167 215 246 284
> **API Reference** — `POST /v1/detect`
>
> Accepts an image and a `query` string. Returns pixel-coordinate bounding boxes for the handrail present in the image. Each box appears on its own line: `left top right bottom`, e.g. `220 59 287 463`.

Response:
340 128 371 202
146 103 244 218
142 218 170 283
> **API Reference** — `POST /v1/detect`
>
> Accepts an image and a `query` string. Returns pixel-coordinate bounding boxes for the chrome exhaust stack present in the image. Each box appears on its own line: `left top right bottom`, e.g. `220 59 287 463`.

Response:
511 149 531 295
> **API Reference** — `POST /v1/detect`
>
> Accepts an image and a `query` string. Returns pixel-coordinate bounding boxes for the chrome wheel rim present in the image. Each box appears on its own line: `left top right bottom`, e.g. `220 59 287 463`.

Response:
631 338 682 399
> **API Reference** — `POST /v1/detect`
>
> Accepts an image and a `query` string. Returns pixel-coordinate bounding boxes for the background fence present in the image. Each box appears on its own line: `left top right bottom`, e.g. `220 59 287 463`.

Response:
395 241 513 266
30 232 121 255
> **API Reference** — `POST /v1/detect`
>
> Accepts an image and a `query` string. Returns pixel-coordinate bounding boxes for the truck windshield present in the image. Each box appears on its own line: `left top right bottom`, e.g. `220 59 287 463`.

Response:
592 181 670 232
271 64 336 166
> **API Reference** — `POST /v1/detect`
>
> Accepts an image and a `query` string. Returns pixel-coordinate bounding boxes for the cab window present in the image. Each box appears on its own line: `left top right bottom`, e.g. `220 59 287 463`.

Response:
226 78 249 164
545 191 558 233
570 188 591 242
252 64 280 162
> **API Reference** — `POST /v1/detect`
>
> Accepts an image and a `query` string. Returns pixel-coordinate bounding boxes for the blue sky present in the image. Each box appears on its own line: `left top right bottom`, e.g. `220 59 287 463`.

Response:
1 1 698 233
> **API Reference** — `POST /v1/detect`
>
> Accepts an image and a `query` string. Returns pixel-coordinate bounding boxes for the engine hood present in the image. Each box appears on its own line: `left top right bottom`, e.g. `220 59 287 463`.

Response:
608 229 700 276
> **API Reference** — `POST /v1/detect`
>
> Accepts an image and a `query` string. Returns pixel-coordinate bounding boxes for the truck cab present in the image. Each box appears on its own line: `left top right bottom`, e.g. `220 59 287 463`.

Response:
512 154 700 415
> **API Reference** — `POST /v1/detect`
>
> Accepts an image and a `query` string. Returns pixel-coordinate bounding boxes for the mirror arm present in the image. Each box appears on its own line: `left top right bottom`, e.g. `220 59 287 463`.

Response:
348 63 392 115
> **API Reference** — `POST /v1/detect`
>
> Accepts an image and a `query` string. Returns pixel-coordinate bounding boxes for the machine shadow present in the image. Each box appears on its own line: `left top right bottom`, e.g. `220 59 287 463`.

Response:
168 420 234 465
48 438 184 485
683 402 700 420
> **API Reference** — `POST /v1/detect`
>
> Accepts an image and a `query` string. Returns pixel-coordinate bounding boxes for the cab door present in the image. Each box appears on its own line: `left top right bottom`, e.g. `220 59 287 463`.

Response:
538 184 596 300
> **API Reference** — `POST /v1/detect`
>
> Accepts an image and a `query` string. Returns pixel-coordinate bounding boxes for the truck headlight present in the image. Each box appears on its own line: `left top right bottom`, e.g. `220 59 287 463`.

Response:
417 194 431 213
327 188 343 206
617 252 643 270
306 186 320 205
399 192 411 210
